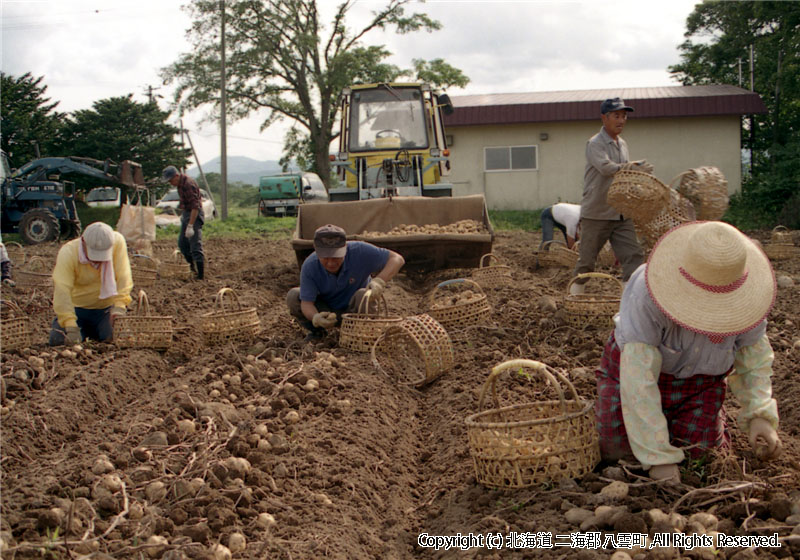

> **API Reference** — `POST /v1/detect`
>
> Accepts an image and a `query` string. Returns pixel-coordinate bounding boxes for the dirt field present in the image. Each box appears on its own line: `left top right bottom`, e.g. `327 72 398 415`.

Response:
1 230 799 560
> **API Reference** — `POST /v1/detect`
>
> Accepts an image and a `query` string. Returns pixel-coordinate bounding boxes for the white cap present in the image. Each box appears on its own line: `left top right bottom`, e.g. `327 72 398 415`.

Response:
83 222 114 261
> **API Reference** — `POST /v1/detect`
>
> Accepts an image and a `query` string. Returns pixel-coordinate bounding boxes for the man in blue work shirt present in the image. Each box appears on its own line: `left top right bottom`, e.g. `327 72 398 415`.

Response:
286 224 405 341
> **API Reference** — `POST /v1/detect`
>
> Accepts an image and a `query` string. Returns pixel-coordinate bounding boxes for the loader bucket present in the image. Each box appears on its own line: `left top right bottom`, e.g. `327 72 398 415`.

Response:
119 160 144 187
292 195 494 273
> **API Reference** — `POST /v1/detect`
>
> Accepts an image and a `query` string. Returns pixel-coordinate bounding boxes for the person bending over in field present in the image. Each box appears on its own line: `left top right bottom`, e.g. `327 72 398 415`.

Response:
286 224 405 342
50 222 132 345
595 221 782 483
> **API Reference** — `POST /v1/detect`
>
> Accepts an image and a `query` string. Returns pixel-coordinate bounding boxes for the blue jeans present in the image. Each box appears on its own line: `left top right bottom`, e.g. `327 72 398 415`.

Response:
178 210 205 265
49 306 114 346
540 206 568 248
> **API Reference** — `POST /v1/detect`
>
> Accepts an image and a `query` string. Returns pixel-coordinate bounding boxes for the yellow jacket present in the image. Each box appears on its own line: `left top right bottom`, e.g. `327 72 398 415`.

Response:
52 232 133 328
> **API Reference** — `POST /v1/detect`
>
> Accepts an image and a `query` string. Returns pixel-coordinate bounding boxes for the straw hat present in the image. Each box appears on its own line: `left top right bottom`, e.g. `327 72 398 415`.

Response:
645 221 776 341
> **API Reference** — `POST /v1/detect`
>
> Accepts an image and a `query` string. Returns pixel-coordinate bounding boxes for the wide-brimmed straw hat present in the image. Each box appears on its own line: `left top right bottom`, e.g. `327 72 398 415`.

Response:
645 221 776 341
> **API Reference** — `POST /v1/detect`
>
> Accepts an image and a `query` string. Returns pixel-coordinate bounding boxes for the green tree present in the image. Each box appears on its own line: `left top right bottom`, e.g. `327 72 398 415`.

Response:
0 72 65 164
161 0 469 188
669 1 800 225
57 95 191 184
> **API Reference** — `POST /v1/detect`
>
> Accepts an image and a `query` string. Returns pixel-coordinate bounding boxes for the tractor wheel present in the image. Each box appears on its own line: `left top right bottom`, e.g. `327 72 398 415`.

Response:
19 208 60 245
60 220 82 240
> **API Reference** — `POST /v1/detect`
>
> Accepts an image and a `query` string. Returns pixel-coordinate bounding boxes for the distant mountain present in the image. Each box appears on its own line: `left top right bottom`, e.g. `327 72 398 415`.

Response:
187 156 292 186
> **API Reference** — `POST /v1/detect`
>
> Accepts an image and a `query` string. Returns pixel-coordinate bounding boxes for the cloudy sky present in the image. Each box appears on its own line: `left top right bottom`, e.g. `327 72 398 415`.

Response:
2 0 700 166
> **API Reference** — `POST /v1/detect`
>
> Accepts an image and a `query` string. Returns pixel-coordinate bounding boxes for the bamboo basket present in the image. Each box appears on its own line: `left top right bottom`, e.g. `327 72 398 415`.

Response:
130 254 158 288
113 290 173 350
607 169 670 221
564 273 622 329
159 250 192 280
673 166 728 220
764 242 799 261
770 226 793 244
199 288 261 346
536 241 578 269
1 300 32 351
339 291 403 353
16 256 53 289
572 241 616 268
465 359 600 488
4 242 25 266
426 278 492 331
371 314 453 388
472 253 512 289
636 188 695 250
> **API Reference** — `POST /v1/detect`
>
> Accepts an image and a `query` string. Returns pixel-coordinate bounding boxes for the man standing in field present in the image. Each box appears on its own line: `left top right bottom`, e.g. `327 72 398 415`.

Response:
162 165 206 280
286 224 405 341
570 98 651 294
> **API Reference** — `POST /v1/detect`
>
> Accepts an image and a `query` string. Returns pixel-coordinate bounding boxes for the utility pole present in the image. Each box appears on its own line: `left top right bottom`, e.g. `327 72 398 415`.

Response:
220 0 228 220
143 84 162 105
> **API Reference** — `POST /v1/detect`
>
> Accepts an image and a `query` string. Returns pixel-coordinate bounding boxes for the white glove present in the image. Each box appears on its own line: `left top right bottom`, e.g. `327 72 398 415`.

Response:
367 277 386 298
2 278 15 287
65 326 83 345
109 307 126 326
648 463 680 483
312 311 338 330
184 224 195 239
631 160 654 174
749 417 782 460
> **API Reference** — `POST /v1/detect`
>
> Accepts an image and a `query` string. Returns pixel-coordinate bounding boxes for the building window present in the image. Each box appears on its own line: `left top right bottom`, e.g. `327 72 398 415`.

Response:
484 145 538 171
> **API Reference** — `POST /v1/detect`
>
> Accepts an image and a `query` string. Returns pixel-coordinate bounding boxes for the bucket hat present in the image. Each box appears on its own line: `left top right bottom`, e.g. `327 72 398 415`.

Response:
645 221 775 342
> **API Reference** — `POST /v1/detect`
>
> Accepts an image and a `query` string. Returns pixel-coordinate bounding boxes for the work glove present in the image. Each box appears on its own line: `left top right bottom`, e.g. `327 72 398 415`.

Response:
648 463 681 483
367 277 386 298
2 278 15 287
184 224 195 239
630 160 655 174
749 417 782 460
109 307 126 326
65 326 83 345
312 311 338 330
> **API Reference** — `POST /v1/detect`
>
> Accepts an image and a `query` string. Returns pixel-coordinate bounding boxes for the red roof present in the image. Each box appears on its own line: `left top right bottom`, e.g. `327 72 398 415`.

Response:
443 85 767 127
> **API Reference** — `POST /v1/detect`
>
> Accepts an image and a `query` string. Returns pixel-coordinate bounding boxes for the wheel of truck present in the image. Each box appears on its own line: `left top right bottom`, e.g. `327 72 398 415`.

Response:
60 220 82 240
19 208 61 245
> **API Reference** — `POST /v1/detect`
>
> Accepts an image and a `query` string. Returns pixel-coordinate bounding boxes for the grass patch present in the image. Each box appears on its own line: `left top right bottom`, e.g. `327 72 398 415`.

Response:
488 209 543 231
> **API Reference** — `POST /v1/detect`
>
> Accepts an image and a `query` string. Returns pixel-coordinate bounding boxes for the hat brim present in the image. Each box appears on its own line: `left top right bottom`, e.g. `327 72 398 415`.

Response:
645 222 776 337
86 245 113 262
315 246 346 259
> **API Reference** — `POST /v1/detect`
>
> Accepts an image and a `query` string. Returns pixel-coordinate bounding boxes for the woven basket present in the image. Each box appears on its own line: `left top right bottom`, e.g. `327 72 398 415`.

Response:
636 188 695 250
472 253 512 289
339 291 403 353
130 254 158 288
564 273 622 329
4 242 25 266
673 166 728 220
159 250 192 279
114 290 173 350
764 242 799 261
607 169 670 221
465 359 600 489
199 288 261 346
426 278 492 331
1 300 32 351
536 241 578 269
16 256 53 289
371 314 453 388
770 226 793 244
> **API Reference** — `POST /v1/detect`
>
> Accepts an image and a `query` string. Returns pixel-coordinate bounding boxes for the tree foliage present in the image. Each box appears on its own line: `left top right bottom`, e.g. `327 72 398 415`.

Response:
0 72 65 165
57 95 191 183
669 1 800 225
162 0 469 187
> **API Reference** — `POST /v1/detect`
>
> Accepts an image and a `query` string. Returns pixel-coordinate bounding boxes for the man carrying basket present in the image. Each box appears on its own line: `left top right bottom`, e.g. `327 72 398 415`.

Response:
570 97 652 294
595 221 782 483
286 224 405 341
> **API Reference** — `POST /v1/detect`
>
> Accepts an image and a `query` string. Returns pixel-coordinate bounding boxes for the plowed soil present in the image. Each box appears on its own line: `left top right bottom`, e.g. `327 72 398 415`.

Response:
2 230 799 560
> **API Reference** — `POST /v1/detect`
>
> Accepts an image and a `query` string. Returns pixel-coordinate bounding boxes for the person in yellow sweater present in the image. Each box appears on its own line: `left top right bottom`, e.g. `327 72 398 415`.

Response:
49 222 132 346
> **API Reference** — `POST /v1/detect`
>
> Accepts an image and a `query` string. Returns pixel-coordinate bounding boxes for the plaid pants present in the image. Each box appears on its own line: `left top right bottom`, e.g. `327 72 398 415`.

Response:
595 333 729 461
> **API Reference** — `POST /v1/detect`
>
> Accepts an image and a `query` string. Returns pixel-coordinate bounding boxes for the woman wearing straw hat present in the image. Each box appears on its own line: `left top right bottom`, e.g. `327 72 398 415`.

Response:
595 221 781 483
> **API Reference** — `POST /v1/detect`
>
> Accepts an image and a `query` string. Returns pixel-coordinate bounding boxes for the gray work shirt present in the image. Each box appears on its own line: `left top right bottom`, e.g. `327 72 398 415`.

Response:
614 265 766 378
581 127 629 220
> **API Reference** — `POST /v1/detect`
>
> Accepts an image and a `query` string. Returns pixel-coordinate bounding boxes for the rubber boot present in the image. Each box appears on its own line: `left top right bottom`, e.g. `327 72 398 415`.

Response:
195 260 204 280
189 261 197 275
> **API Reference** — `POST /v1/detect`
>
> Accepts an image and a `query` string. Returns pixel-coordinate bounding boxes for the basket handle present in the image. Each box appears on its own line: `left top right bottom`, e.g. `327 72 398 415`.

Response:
479 253 501 268
0 299 23 318
429 278 485 304
668 170 693 190
566 272 623 294
357 290 388 317
541 240 568 252
477 359 579 418
25 256 48 272
172 249 184 263
773 225 789 233
4 242 25 264
214 287 242 312
134 290 151 316
132 253 156 268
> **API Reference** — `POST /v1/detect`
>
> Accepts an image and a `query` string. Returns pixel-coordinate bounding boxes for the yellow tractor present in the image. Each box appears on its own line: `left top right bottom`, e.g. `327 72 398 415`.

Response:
292 82 494 273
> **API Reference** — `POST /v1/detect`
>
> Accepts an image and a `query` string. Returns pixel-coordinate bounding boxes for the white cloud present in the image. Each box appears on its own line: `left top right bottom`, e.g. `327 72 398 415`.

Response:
1 0 700 165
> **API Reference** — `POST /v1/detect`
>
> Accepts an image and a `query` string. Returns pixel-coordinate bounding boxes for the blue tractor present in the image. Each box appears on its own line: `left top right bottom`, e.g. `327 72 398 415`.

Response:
1 150 143 244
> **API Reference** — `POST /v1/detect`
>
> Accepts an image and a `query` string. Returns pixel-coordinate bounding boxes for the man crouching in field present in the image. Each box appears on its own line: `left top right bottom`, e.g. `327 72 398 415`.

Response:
286 224 405 342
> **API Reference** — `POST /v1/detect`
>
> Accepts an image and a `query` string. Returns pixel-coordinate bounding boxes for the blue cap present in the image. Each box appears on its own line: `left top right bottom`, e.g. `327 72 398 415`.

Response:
601 98 634 114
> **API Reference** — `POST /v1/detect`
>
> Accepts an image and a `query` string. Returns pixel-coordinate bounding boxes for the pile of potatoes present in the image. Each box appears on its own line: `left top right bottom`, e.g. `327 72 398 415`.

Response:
361 219 487 237
430 289 484 309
